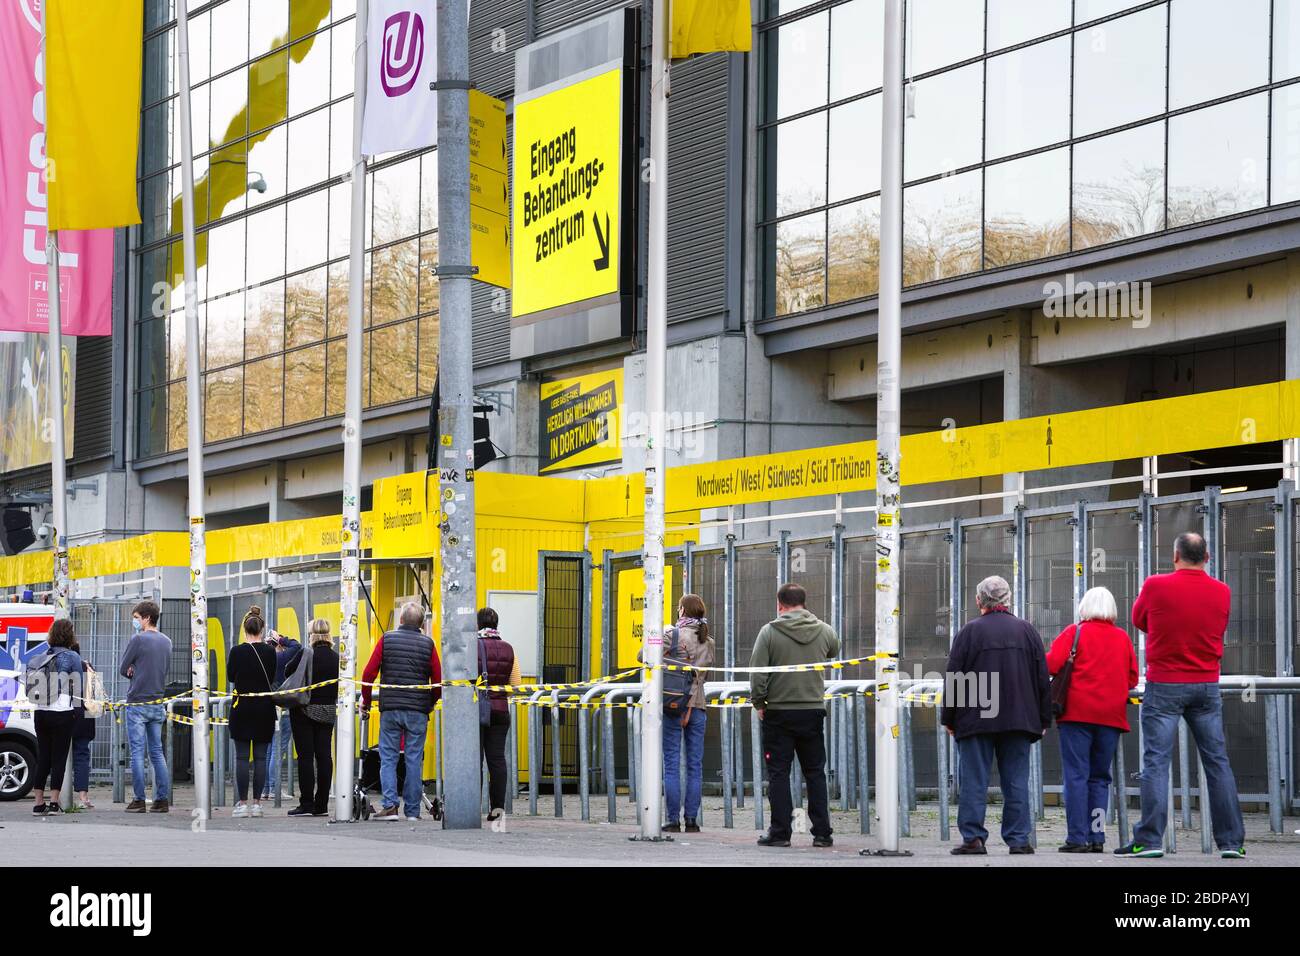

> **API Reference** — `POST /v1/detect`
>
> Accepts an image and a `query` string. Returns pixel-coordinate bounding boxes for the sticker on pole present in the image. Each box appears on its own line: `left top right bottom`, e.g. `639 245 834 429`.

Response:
511 67 622 318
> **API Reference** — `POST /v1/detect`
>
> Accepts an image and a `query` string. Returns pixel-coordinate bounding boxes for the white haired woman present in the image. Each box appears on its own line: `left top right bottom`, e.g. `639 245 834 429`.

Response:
1046 586 1138 853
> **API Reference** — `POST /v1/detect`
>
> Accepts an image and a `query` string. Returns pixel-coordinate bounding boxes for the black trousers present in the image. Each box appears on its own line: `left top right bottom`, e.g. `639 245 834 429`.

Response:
34 710 76 792
480 709 510 811
761 709 831 839
290 709 335 811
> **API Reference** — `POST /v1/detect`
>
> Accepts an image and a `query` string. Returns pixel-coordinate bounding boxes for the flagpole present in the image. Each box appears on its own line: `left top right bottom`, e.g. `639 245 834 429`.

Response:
637 0 670 841
40 0 75 816
334 0 368 824
174 0 211 822
38 0 71 625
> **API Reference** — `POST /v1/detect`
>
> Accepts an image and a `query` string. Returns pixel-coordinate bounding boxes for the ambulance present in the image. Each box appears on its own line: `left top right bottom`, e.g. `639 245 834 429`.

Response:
0 603 56 801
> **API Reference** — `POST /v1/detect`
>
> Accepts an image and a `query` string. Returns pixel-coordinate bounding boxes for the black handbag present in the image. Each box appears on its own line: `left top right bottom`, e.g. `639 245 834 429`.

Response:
1050 624 1082 722
661 627 696 717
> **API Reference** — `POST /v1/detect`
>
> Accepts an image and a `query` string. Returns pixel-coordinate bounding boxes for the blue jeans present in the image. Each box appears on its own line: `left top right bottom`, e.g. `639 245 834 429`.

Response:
263 710 291 797
662 707 706 823
72 737 92 793
378 709 428 817
1058 722 1121 846
956 731 1033 847
125 704 170 801
1134 682 1245 850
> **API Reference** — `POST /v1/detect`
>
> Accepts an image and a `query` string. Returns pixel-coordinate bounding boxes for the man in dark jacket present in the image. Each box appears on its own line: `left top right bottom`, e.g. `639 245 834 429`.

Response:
750 583 840 849
940 575 1051 855
361 602 441 821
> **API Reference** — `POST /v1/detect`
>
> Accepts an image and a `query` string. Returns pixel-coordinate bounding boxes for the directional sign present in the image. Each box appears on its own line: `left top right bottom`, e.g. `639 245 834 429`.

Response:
511 67 623 318
469 90 510 288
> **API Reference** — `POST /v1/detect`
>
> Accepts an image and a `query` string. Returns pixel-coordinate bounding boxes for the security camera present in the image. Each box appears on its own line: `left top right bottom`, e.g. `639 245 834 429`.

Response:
35 523 50 542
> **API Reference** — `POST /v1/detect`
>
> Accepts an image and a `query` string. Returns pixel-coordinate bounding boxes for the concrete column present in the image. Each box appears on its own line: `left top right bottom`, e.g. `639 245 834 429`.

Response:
268 462 313 523
1286 255 1300 483
1002 311 1035 512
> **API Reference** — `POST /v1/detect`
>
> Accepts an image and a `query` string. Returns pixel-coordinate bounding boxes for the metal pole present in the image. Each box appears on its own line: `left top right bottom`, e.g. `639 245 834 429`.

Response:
721 707 734 828
1165 766 1177 854
333 0 367 825
776 530 790 584
1274 481 1295 811
551 691 563 817
832 527 849 809
172 0 212 823
578 704 590 821
1178 719 1192 829
37 6 71 623
1266 692 1283 833
898 704 911 837
856 691 870 834
937 709 949 840
1114 731 1130 845
604 702 617 823
436 0 482 832
635 0 671 841
505 701 516 815
750 706 764 831
528 697 540 815
1196 748 1212 855
869 0 905 857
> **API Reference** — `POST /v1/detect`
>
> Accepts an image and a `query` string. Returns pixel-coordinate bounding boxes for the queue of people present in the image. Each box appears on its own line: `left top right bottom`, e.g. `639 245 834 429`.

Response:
23 531 1250 861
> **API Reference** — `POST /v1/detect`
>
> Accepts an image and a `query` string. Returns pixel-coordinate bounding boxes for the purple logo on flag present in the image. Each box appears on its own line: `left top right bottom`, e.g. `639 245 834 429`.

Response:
380 11 424 97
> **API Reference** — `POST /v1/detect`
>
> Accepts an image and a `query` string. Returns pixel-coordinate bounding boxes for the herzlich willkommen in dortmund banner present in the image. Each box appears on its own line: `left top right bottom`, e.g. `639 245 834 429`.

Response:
361 0 440 155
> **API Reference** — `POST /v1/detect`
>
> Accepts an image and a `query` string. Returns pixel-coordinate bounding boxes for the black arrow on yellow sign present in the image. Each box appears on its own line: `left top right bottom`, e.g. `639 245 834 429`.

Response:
593 211 611 271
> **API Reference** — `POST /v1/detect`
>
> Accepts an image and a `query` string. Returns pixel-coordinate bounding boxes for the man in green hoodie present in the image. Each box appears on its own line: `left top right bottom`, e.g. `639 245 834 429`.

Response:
751 582 840 848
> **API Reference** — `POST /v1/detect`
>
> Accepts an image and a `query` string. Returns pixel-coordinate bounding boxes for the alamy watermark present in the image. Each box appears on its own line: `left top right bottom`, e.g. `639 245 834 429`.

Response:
1042 273 1152 329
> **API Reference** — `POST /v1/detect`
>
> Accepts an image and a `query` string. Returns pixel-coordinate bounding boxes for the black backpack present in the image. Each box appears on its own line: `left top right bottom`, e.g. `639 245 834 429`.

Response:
23 649 65 707
661 627 696 716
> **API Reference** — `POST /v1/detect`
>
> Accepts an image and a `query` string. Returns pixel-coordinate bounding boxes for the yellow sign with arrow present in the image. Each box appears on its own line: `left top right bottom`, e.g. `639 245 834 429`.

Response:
511 67 623 318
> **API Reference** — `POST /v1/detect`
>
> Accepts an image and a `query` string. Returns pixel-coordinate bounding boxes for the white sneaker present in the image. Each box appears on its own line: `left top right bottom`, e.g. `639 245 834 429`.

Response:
251 803 264 818
232 802 249 818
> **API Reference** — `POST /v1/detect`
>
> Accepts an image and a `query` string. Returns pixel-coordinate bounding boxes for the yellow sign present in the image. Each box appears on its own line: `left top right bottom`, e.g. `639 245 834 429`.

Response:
616 566 674 670
469 90 510 289
512 68 623 318
539 369 623 474
372 471 434 559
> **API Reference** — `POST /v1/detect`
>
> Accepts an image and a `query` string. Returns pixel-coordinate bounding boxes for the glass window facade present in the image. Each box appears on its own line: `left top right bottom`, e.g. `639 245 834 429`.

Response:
760 0 1300 317
135 0 437 459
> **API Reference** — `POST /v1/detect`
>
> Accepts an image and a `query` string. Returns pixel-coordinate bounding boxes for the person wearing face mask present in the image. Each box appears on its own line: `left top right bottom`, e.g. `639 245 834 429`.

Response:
118 600 173 813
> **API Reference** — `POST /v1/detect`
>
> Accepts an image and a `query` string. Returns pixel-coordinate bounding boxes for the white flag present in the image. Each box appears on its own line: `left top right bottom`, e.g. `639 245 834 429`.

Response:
361 0 439 155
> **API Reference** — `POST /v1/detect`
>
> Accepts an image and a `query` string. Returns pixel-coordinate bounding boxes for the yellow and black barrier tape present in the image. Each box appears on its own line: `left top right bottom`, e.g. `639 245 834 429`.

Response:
652 653 897 675
168 712 229 727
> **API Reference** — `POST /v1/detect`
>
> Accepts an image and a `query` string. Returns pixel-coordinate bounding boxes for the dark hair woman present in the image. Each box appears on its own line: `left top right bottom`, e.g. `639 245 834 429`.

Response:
226 606 277 818
30 619 83 815
285 618 340 817
662 593 715 833
477 606 519 821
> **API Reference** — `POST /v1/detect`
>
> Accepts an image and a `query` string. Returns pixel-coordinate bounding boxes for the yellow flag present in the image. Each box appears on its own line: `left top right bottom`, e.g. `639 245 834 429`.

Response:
46 0 143 231
671 0 753 57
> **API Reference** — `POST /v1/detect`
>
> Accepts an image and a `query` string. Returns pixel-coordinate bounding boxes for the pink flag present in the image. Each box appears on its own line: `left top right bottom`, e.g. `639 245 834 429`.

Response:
0 0 113 336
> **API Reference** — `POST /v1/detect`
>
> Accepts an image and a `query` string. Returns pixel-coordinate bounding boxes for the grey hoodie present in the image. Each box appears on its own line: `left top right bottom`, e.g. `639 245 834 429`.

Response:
750 608 840 711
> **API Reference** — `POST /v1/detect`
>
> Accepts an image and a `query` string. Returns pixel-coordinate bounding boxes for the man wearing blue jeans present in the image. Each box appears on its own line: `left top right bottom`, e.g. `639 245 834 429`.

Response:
1117 532 1246 859
941 575 1052 855
361 602 441 821
118 600 172 812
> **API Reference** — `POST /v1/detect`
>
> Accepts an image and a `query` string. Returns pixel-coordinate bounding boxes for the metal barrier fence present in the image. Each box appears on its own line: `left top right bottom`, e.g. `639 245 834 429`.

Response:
465 675 1299 854
600 483 1297 810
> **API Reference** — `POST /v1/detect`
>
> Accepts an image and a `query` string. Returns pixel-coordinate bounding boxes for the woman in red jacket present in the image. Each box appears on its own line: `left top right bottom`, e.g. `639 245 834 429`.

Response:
1046 586 1139 853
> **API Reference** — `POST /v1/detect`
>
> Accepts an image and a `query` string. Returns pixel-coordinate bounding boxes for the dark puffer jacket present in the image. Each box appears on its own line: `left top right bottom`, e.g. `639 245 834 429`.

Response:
376 625 438 714
478 634 516 714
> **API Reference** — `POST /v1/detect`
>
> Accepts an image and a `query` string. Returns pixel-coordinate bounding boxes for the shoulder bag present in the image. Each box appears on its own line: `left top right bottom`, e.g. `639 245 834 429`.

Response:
1050 624 1082 722
272 644 314 708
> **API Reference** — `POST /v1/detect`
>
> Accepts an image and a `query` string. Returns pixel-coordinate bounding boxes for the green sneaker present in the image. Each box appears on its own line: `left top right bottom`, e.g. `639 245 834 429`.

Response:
1113 842 1164 858
1220 847 1246 859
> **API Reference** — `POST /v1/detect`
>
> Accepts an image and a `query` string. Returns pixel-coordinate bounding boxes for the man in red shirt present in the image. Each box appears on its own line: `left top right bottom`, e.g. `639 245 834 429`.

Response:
1115 532 1245 859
